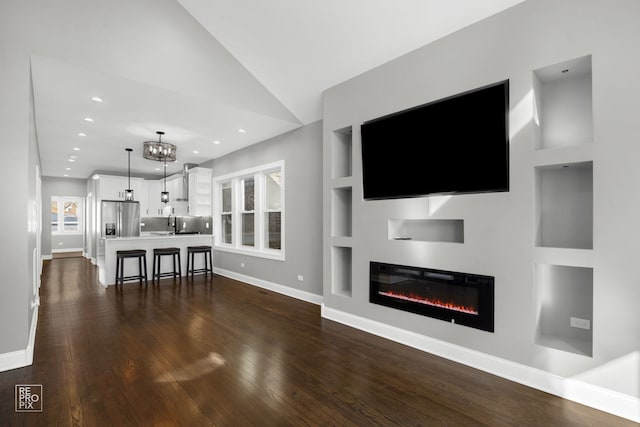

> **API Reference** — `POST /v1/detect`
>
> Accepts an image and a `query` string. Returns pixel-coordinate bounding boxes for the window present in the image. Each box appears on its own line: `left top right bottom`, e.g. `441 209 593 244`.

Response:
221 183 232 244
214 161 284 260
51 196 83 235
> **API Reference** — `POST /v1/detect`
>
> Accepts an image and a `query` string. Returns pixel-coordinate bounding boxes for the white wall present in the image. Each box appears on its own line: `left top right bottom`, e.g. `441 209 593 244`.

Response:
322 0 640 416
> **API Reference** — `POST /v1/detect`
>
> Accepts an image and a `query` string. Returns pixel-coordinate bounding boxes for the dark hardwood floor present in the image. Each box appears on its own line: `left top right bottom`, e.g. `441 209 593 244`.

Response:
0 257 634 426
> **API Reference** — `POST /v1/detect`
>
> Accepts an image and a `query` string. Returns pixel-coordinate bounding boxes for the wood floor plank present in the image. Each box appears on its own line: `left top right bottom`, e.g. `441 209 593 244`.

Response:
0 257 635 426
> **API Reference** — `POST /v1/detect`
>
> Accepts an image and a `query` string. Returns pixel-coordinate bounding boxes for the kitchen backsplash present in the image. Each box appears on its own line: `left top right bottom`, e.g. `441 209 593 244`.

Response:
141 216 213 234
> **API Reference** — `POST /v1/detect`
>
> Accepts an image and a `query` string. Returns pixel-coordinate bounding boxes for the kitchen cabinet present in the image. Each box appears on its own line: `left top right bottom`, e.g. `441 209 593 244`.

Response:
188 167 212 216
145 180 165 216
97 175 143 201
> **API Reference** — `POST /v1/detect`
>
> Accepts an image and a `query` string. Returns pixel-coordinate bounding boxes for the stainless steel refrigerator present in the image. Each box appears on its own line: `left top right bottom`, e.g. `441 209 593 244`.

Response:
101 200 141 238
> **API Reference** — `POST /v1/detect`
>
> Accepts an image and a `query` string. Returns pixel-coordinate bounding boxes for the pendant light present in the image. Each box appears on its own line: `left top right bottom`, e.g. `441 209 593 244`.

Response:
143 130 176 162
161 158 169 203
124 148 134 201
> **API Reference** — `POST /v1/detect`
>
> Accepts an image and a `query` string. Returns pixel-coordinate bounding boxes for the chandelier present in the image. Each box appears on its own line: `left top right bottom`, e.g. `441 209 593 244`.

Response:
143 131 177 162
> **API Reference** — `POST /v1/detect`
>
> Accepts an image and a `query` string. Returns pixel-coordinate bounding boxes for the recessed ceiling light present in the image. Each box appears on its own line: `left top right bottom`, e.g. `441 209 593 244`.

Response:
63 174 68 177
84 117 94 122
92 174 100 180
69 155 78 159
238 129 246 134
193 150 199 154
68 159 75 162
155 167 160 171
90 96 103 103
78 132 87 137
212 140 221 145
65 167 71 171
73 147 80 151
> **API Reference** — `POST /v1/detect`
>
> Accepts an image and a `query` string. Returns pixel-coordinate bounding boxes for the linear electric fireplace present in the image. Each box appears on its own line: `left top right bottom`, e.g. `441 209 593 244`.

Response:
370 262 494 332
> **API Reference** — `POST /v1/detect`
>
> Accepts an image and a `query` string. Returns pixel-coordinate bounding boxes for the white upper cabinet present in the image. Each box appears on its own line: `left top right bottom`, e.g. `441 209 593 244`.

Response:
97 175 143 201
188 167 212 216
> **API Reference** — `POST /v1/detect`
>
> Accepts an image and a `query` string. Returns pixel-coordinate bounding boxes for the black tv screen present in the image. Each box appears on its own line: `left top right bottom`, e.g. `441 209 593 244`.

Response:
361 80 509 200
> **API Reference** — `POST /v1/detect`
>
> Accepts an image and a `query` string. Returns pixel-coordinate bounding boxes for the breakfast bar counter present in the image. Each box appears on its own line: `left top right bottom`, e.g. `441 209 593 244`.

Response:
97 234 214 287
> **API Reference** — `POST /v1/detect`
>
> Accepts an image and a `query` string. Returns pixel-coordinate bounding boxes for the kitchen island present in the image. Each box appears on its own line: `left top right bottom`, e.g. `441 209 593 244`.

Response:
98 234 214 287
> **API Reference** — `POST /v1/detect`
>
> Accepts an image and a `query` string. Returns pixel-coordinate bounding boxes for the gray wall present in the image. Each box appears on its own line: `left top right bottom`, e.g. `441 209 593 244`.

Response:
201 121 323 296
323 0 640 399
41 177 87 256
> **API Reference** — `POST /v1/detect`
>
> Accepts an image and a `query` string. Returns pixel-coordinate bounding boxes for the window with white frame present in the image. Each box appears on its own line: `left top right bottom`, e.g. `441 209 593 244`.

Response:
214 161 284 259
51 196 83 234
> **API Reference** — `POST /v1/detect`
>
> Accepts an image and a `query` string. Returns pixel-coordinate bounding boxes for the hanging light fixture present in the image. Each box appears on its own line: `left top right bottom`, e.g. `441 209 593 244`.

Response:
161 158 169 203
142 131 176 203
124 148 134 201
143 131 177 162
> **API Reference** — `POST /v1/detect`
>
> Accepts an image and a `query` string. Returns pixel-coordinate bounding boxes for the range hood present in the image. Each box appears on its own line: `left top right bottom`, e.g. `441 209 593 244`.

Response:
176 163 197 201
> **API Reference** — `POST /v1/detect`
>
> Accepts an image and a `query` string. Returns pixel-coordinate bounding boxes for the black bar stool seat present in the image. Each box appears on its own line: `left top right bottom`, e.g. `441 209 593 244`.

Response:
187 245 213 279
152 247 182 283
115 249 148 287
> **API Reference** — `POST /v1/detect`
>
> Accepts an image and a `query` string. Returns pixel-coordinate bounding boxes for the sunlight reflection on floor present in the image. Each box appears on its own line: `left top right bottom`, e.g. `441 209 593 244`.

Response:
155 352 226 383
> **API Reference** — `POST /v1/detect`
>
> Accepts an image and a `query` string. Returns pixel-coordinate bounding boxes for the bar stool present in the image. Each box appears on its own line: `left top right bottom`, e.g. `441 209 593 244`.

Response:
187 245 213 279
115 249 148 287
152 247 181 283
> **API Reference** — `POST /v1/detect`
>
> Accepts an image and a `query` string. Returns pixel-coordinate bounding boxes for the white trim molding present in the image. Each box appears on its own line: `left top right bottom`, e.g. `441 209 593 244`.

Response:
213 267 322 306
0 305 38 372
52 247 84 253
321 305 640 423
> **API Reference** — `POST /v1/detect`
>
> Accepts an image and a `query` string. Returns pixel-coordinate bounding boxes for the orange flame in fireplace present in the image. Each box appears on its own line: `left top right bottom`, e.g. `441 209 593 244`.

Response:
379 290 479 315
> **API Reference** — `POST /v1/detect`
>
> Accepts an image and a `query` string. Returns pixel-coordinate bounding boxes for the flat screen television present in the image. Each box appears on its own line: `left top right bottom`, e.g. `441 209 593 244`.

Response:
361 80 509 200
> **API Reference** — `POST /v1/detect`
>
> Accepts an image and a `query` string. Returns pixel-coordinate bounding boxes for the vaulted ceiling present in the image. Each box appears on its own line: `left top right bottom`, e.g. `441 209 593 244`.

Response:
30 0 525 179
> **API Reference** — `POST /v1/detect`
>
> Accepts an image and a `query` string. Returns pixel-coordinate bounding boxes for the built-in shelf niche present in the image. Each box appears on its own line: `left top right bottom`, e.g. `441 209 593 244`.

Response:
388 219 464 243
332 187 352 238
332 246 352 297
535 263 593 357
533 55 593 151
332 126 353 179
535 161 593 250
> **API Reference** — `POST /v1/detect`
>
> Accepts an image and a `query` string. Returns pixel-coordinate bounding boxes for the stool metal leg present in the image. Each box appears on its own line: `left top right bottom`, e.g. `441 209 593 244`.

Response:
172 253 177 280
116 257 120 287
120 257 125 286
177 252 182 278
191 251 195 279
143 254 148 285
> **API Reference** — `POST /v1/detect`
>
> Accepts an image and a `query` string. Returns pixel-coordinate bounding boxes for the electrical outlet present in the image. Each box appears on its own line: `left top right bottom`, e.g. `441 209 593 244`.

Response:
297 275 304 281
205 222 210 229
570 317 590 330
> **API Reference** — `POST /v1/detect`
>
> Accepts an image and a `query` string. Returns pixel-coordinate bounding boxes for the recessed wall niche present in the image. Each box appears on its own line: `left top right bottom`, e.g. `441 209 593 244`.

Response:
535 161 593 250
331 187 352 238
331 246 352 297
331 126 353 179
535 263 593 357
533 55 593 150
388 219 464 243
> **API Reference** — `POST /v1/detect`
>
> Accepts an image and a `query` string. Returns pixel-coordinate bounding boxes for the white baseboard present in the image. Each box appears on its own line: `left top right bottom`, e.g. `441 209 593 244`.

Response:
321 305 640 423
213 267 323 305
51 248 83 253
0 306 38 372
42 254 52 261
